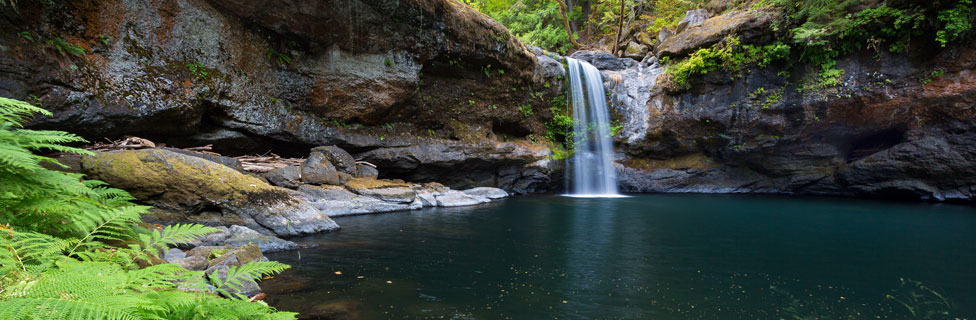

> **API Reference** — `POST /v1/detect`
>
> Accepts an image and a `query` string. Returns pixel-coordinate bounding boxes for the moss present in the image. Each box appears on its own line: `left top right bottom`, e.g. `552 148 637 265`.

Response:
344 178 411 189
82 149 284 209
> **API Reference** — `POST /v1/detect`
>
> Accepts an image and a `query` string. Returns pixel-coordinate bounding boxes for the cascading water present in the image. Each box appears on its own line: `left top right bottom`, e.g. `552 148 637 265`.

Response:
565 57 621 197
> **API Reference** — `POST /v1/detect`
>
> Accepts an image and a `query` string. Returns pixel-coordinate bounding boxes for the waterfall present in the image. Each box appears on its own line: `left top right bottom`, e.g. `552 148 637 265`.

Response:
565 57 621 197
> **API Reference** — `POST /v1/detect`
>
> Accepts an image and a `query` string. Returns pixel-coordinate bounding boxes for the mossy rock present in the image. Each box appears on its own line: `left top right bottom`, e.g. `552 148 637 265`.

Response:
82 149 340 236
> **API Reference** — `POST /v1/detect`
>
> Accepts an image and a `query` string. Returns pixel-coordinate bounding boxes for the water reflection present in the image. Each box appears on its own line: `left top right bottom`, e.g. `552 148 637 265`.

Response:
263 194 976 319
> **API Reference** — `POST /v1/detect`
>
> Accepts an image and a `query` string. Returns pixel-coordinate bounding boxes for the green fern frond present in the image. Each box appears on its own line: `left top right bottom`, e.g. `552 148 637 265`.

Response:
210 261 290 299
0 97 51 127
0 297 142 320
137 224 218 258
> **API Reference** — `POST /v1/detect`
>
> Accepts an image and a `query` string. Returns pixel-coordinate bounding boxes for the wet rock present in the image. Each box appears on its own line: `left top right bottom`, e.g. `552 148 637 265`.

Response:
205 244 268 271
657 9 778 58
350 187 417 204
435 190 489 207
265 166 302 189
296 185 421 217
569 51 636 71
195 225 299 253
462 187 509 199
81 149 339 237
301 152 346 186
354 164 378 179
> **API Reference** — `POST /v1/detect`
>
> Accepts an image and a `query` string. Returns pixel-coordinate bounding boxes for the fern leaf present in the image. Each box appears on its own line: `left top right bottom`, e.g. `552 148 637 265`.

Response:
210 261 290 299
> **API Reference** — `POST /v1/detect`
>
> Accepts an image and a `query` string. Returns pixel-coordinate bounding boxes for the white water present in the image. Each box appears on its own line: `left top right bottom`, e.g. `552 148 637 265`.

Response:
565 58 620 197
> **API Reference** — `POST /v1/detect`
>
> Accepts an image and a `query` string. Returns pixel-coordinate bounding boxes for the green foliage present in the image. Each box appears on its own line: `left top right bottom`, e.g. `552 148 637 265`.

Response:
383 57 395 68
46 37 86 57
921 68 946 84
0 97 295 319
936 0 974 47
467 0 573 53
186 62 208 79
97 35 113 46
664 38 790 89
759 0 974 87
266 50 292 68
519 104 533 116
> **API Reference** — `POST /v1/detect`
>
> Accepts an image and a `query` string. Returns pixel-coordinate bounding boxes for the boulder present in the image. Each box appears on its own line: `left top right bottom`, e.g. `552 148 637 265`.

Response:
296 185 421 217
434 190 489 207
311 146 357 175
204 244 268 298
265 166 302 189
462 187 509 199
658 27 674 43
623 41 649 60
674 9 710 33
163 248 186 262
350 187 417 204
354 164 379 179
568 51 637 71
161 148 244 172
194 225 299 253
657 9 778 58
301 152 347 185
81 149 339 236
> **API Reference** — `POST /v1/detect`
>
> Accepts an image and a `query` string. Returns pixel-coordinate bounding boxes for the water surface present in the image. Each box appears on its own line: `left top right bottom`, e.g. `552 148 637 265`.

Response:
264 194 976 319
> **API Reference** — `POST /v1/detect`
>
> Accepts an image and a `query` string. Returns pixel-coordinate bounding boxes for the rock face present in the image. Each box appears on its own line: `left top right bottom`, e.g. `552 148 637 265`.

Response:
81 149 340 236
0 0 560 193
602 16 976 201
356 140 554 193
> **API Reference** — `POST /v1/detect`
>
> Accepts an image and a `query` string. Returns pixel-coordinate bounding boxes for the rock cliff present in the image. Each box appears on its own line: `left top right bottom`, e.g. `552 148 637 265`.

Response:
0 0 561 192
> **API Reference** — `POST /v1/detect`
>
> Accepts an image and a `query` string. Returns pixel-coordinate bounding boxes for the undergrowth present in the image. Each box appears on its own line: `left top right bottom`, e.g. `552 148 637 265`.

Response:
0 96 295 319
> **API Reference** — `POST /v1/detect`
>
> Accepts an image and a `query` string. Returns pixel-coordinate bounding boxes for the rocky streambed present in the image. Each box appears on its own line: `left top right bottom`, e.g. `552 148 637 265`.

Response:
63 143 512 296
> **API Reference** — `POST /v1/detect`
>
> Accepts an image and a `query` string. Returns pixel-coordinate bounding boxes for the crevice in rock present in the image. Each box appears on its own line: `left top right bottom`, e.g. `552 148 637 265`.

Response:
846 127 905 162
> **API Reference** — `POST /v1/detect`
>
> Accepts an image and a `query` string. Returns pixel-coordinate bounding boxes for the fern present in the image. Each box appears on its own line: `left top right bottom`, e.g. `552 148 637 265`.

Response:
0 97 296 319
210 261 290 299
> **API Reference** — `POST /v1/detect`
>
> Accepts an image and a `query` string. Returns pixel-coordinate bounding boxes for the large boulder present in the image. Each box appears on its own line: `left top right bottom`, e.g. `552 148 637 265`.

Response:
311 146 357 176
657 9 778 58
81 149 339 236
301 151 347 186
264 166 303 189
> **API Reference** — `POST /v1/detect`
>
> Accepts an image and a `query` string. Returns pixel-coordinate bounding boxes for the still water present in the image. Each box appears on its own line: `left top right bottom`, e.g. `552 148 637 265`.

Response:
264 194 976 319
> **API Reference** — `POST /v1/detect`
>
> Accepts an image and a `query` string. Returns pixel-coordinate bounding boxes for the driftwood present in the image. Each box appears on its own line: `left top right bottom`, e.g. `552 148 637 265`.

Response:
87 136 156 151
235 153 304 173
85 137 306 173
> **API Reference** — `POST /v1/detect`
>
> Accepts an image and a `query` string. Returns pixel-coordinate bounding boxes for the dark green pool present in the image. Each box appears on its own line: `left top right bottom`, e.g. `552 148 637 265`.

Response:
263 194 976 319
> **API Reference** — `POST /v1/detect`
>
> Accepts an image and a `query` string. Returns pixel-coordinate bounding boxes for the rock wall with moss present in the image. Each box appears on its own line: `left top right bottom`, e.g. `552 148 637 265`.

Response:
0 0 564 192
596 2 976 201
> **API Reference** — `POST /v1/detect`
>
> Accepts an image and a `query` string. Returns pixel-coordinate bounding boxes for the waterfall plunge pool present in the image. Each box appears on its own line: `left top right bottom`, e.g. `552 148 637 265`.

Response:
263 194 976 319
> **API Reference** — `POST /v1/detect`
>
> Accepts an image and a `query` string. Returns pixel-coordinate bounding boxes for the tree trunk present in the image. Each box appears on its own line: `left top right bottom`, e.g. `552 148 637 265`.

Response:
613 0 625 54
555 0 582 48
